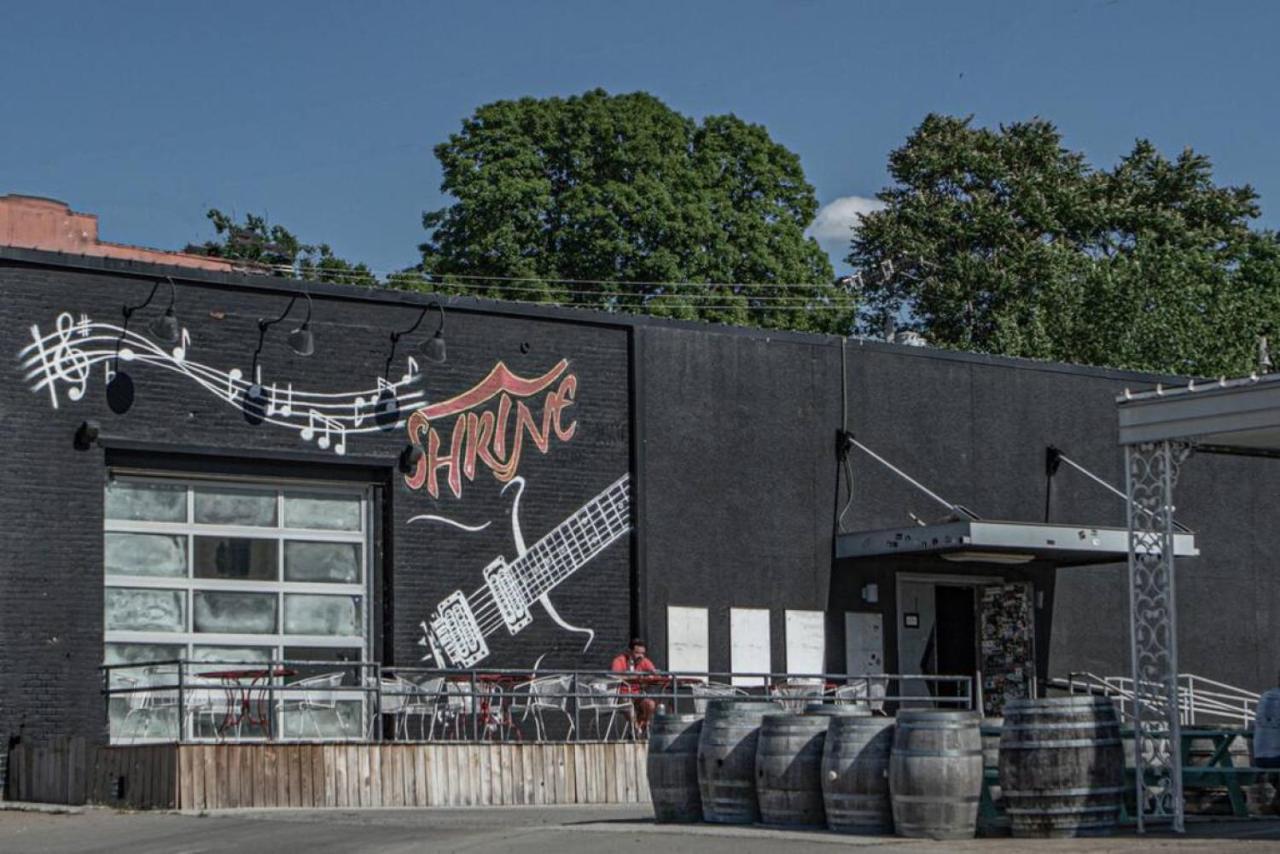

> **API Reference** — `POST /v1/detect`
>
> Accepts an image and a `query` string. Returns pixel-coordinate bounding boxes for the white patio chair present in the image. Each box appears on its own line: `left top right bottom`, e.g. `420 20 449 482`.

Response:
509 674 574 741
283 672 346 739
689 681 747 715
773 678 826 713
578 677 634 741
402 677 444 741
834 678 887 713
119 666 182 742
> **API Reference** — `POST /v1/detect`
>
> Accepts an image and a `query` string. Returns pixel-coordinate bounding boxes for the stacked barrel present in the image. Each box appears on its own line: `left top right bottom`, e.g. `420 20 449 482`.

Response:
645 695 1124 840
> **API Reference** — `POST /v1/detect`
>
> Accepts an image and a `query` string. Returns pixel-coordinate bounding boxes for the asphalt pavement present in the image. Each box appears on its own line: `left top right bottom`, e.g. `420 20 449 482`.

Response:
3 804 1280 853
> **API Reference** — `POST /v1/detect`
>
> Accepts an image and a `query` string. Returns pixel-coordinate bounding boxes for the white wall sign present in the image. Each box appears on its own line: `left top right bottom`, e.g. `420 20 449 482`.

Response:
666 605 709 675
784 609 826 676
730 607 771 686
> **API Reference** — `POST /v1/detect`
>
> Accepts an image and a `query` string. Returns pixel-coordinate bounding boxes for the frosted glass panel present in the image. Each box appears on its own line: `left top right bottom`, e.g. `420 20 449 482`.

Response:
284 541 360 583
193 591 277 634
191 645 272 664
285 595 362 636
105 533 187 577
194 537 278 581
104 642 185 687
106 588 185 633
284 493 361 531
105 481 186 522
194 487 277 527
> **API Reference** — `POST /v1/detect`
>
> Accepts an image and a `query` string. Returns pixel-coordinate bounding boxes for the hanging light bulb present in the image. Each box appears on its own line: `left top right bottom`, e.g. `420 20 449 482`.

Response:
124 277 181 344
420 302 447 364
287 292 315 356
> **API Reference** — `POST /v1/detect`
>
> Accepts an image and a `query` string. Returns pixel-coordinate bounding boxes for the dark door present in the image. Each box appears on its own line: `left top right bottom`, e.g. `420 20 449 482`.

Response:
934 585 977 698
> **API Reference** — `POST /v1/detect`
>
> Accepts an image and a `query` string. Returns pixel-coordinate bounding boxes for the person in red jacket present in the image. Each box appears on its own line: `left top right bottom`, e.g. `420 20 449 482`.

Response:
611 638 658 734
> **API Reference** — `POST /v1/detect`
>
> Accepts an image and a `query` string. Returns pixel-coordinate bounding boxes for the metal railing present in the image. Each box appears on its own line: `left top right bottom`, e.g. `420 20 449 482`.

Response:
1053 671 1259 727
102 660 974 745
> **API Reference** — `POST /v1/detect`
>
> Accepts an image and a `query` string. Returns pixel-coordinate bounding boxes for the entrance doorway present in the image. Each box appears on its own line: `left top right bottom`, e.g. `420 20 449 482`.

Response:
933 585 977 699
896 574 1036 715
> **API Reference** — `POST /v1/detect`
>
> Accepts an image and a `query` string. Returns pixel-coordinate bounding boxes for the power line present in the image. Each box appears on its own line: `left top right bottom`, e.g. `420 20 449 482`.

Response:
247 262 860 292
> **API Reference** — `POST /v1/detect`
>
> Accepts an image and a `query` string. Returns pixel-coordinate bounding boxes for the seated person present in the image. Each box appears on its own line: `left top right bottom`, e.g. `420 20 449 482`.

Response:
611 638 658 733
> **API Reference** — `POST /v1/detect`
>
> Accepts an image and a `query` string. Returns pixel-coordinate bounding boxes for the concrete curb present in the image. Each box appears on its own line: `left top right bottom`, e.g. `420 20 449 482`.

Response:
0 801 86 815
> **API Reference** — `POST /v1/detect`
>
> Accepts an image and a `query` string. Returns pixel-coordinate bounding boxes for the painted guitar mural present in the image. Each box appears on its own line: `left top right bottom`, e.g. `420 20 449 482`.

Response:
418 473 631 668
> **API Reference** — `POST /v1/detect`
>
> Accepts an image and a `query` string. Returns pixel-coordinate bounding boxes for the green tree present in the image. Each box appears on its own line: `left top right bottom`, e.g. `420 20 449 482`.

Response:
186 209 377 287
420 89 845 333
849 114 1280 375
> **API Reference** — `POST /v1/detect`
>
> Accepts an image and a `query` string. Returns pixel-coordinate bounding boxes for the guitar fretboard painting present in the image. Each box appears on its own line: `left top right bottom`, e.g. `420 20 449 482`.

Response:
421 473 631 668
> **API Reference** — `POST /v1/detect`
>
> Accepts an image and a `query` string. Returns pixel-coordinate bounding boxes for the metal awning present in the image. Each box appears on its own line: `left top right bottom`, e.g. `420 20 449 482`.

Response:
836 519 1198 567
1118 373 1280 453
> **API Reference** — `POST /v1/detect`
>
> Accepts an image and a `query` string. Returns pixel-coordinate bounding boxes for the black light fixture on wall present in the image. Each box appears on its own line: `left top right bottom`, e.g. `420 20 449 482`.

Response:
259 291 316 357
122 276 181 344
389 301 447 366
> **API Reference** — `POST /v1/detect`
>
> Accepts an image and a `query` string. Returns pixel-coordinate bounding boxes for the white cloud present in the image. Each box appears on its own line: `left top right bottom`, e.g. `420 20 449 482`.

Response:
807 195 885 269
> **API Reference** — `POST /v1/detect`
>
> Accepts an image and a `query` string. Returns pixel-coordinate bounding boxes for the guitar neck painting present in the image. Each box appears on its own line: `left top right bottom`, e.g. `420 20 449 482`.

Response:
421 474 631 669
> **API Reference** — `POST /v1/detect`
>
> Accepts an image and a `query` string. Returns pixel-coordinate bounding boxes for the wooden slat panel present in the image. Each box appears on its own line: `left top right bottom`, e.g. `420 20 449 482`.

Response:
380 746 397 808
189 746 201 810
424 745 439 807
358 743 372 808
493 744 508 806
160 745 175 809
352 744 366 808
312 745 326 808
564 744 578 804
299 745 314 808
400 747 413 807
635 742 650 803
573 743 588 804
333 745 348 808
412 747 427 807
322 745 336 808
243 745 257 809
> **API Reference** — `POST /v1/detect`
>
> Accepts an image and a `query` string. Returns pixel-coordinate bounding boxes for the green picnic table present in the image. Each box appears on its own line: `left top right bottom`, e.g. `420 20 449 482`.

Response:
978 723 1270 825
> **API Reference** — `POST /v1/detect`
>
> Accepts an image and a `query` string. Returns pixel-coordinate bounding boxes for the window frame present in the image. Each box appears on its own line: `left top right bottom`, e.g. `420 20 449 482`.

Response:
103 474 372 660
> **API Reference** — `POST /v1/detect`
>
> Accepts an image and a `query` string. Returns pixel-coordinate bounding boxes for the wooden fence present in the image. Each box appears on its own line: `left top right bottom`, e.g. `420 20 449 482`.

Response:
7 739 651 810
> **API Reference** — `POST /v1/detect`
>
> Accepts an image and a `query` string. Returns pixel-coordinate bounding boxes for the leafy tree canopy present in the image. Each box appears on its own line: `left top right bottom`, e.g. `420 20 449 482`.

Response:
849 114 1280 375
186 209 376 287
419 89 845 333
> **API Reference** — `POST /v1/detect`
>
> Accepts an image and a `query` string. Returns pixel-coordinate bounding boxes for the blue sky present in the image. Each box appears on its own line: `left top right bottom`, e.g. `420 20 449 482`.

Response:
5 1 1278 274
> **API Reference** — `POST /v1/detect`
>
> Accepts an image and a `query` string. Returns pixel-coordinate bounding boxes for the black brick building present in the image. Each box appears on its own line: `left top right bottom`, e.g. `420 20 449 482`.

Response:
1 246 1275 748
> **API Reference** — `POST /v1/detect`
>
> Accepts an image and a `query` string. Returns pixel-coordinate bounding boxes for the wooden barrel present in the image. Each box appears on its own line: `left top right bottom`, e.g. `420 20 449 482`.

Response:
755 713 829 826
999 696 1124 837
647 714 703 822
697 699 783 823
889 710 983 840
821 714 895 834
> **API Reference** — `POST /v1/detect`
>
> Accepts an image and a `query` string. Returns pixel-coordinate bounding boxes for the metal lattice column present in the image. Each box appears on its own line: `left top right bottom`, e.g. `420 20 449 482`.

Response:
1124 440 1191 833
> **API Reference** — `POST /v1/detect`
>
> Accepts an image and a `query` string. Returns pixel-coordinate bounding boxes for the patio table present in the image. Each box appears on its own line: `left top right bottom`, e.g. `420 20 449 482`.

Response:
198 667 297 736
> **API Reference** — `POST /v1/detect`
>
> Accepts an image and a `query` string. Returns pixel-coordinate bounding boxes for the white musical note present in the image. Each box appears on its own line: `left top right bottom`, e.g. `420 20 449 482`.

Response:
301 409 346 455
104 361 116 386
172 328 191 363
377 376 396 394
24 313 90 407
266 382 294 417
225 368 243 403
402 355 420 385
353 395 369 427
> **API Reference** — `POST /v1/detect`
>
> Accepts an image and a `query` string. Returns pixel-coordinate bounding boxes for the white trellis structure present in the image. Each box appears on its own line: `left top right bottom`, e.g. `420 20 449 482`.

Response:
1118 374 1280 833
